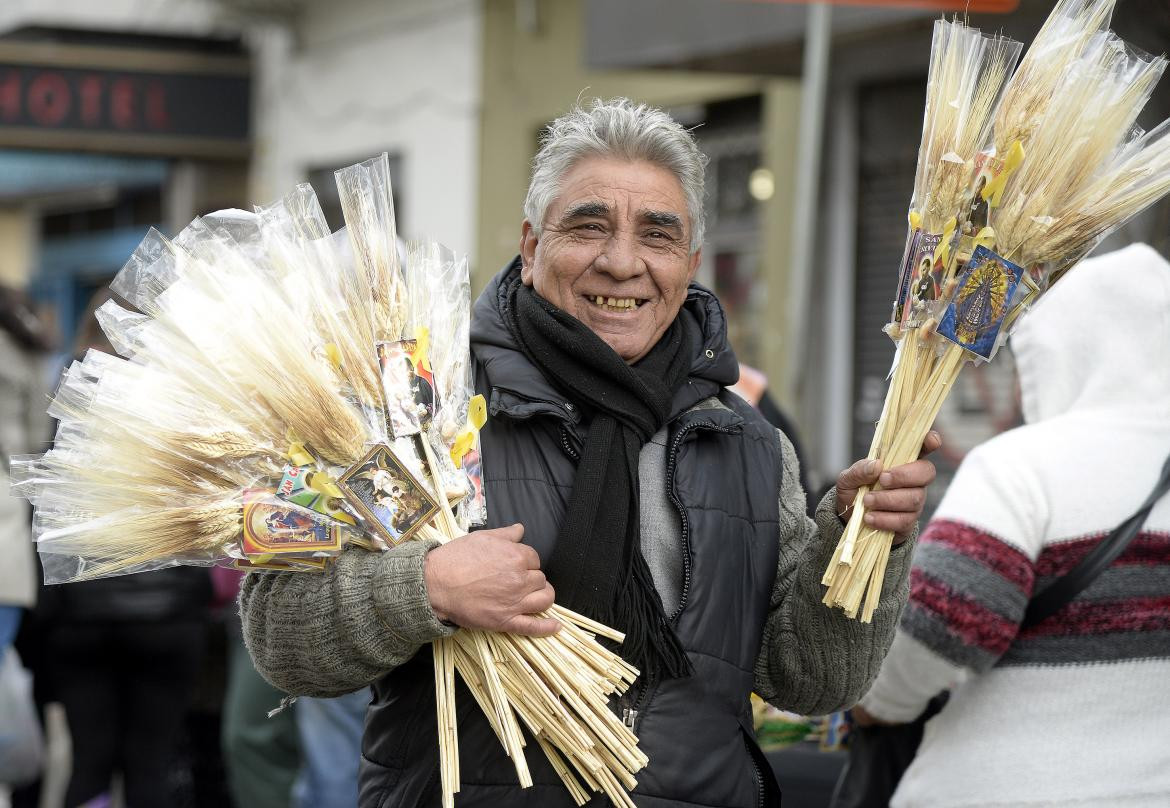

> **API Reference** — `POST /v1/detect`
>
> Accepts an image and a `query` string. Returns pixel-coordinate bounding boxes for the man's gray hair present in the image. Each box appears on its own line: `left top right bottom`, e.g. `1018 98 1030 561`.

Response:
523 98 708 253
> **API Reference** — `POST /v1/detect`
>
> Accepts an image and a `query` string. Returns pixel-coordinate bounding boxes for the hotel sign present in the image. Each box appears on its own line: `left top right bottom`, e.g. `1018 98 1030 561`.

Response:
0 41 250 158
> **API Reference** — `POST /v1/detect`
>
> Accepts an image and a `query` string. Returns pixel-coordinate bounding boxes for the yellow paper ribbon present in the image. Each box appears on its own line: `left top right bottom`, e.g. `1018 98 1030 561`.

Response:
409 326 432 374
284 436 342 498
305 471 345 500
932 216 957 269
324 342 343 370
284 434 344 500
983 140 1024 209
971 226 997 254
450 394 488 466
908 211 922 231
285 439 316 469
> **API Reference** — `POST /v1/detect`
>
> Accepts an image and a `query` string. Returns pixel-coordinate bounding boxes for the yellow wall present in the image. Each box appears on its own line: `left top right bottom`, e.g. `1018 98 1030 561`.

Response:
0 206 34 288
477 0 802 401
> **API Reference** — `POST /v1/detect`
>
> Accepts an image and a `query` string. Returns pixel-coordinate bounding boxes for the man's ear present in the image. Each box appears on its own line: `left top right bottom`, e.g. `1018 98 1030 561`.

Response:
687 247 702 284
519 220 538 285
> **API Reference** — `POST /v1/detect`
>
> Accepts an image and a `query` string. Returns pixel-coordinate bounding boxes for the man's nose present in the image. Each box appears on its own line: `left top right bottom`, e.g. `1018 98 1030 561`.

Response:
593 231 644 280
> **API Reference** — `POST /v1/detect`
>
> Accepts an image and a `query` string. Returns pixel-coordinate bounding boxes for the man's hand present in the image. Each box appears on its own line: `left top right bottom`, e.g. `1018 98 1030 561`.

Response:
834 431 941 545
423 523 560 637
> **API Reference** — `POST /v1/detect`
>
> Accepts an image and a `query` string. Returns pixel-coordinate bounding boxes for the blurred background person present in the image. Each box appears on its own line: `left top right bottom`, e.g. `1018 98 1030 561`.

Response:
0 286 52 796
728 363 816 508
0 287 49 644
291 691 366 808
217 565 302 808
850 244 1170 807
43 291 213 808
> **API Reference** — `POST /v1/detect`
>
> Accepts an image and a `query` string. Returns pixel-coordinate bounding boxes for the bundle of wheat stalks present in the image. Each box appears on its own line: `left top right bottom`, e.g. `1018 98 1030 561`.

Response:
824 0 1170 621
11 155 646 807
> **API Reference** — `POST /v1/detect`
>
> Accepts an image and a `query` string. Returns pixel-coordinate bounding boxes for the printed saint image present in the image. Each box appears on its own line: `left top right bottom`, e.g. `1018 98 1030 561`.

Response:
937 246 1023 359
241 491 342 556
378 339 436 437
337 443 439 546
892 229 923 324
902 232 943 327
965 172 991 233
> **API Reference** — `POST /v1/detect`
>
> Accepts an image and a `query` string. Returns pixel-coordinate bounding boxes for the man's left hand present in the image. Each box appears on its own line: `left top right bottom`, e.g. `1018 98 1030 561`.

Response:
834 431 941 545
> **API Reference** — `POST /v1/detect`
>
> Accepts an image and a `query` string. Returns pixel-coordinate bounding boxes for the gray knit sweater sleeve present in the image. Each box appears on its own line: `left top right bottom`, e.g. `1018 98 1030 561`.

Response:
239 538 455 697
752 431 915 716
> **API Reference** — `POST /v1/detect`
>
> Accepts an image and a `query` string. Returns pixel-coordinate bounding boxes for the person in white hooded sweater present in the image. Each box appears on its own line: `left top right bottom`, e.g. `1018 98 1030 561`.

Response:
854 242 1170 807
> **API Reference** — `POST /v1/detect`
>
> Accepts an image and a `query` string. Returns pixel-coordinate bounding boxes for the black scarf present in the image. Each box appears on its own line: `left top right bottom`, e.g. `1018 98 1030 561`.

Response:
504 273 694 682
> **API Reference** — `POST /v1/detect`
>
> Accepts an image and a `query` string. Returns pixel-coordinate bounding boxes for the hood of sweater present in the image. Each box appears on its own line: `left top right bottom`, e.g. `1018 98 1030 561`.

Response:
470 256 741 419
1011 242 1170 425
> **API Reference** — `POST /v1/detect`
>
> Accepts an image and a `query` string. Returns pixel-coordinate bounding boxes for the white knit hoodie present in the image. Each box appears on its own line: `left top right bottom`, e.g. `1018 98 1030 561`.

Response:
859 243 1170 807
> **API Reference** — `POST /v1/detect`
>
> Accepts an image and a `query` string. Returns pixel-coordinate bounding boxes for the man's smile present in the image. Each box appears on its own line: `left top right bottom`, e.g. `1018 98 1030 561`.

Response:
583 295 647 312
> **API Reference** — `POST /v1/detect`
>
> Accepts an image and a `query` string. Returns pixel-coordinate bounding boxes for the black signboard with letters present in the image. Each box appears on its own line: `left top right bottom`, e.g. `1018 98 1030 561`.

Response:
0 41 250 158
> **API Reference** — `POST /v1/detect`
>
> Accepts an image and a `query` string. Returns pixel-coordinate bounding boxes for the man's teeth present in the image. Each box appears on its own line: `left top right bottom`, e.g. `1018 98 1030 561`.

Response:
591 295 640 311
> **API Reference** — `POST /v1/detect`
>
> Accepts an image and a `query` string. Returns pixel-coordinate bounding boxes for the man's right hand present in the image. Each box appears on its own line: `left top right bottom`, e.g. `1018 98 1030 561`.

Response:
423 523 560 637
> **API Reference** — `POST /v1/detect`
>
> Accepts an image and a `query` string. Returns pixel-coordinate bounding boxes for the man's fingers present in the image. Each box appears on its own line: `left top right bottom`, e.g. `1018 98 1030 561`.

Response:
516 585 556 615
837 458 882 492
862 509 919 535
501 613 561 637
520 570 550 594
876 459 937 491
515 543 542 570
498 523 525 542
864 487 926 514
920 430 942 458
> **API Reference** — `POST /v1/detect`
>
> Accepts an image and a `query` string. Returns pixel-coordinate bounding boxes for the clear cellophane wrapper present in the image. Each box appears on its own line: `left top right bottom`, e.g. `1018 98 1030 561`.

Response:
11 155 489 581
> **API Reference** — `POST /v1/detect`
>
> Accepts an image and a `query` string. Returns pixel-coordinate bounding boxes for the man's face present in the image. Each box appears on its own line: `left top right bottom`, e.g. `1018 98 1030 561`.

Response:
520 156 701 364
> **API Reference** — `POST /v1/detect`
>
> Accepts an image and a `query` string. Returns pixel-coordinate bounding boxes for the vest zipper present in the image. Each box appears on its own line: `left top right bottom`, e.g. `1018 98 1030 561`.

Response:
744 734 766 808
620 418 740 734
559 425 580 462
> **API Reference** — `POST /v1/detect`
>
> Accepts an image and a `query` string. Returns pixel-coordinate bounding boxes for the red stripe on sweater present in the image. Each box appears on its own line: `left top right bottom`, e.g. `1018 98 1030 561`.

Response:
909 570 1018 656
1033 532 1170 578
1019 594 1170 638
920 519 1034 593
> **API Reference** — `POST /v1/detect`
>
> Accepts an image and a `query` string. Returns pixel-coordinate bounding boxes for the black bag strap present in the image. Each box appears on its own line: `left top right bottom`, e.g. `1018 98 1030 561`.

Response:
1022 452 1170 630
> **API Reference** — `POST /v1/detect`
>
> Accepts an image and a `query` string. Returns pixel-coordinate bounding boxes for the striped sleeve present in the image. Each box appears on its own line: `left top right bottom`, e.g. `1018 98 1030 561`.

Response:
859 443 1044 721
900 518 1034 671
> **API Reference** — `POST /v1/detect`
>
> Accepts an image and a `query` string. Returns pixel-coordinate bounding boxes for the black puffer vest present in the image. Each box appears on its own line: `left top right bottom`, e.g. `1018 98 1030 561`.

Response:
360 262 783 808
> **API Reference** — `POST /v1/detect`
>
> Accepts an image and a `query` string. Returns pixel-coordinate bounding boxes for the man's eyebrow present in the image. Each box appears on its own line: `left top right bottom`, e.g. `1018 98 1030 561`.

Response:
641 210 684 229
561 201 610 220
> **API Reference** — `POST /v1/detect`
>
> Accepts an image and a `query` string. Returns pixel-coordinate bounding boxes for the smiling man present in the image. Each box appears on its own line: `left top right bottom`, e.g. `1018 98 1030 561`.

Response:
240 98 937 808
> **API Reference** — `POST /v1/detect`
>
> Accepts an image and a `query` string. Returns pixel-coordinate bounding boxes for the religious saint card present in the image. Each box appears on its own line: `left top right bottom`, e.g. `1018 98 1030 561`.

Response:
936 245 1024 359
336 443 440 547
240 490 344 558
902 232 944 329
377 338 436 438
892 229 922 325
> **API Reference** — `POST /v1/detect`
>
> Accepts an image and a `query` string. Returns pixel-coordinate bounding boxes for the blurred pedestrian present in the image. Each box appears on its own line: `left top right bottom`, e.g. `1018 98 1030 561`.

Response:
292 691 367 808
46 291 213 808
0 286 52 791
728 363 815 508
217 566 301 808
0 285 51 651
850 244 1170 807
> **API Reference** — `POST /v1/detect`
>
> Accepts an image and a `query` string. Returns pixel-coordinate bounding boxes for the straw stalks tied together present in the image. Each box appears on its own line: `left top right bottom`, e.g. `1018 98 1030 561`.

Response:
824 0 1170 620
417 441 647 808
